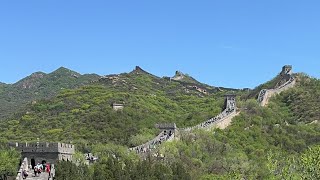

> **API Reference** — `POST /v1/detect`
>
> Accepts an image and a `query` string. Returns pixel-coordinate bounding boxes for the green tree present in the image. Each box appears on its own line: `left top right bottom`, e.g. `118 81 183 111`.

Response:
0 149 20 180
300 145 320 179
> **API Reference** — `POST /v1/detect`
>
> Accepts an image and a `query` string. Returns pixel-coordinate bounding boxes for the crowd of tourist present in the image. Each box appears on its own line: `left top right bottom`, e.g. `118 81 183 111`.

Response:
131 130 174 154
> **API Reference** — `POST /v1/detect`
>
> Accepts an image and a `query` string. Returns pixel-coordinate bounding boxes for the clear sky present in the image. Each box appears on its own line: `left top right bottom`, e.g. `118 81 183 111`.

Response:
0 1 319 88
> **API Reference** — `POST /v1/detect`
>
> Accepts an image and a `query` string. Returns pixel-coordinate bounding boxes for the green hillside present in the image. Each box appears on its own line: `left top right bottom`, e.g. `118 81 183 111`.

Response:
0 67 241 149
0 67 100 120
157 74 320 179
0 67 319 179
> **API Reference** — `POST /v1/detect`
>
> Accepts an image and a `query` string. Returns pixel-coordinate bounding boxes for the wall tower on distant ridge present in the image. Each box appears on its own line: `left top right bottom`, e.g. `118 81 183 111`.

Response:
280 65 293 75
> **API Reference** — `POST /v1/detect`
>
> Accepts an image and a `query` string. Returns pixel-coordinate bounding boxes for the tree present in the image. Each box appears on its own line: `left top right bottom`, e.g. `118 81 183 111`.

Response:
0 149 20 180
300 145 320 179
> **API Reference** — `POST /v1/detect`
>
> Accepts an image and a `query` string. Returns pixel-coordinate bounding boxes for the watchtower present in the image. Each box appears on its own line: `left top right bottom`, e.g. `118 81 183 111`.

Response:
224 94 236 111
276 65 293 88
155 123 177 136
9 142 75 167
280 65 293 75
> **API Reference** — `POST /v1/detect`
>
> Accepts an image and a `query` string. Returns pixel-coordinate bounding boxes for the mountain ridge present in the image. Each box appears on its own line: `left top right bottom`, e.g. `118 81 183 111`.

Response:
0 67 101 120
0 66 229 120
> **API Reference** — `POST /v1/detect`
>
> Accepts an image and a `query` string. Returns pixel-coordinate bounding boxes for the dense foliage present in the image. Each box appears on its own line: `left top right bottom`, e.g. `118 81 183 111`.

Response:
0 67 100 120
0 68 235 148
0 85 226 148
56 157 191 180
0 68 319 179
157 98 319 179
0 148 20 180
276 74 320 124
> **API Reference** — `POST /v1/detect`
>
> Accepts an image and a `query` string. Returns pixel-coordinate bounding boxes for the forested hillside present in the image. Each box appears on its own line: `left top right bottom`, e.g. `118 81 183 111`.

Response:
0 67 100 120
0 68 319 179
52 73 320 179
0 67 239 149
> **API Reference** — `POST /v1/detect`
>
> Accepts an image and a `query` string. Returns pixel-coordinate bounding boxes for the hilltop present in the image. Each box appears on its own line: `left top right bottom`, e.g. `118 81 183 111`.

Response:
0 66 237 120
0 67 100 120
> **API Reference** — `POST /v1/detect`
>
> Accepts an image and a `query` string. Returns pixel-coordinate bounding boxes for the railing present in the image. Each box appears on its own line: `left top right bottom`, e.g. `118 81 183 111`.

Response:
16 157 28 180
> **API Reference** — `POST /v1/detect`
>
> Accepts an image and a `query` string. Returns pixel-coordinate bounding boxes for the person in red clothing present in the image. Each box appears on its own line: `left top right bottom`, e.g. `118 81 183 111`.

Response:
45 163 51 178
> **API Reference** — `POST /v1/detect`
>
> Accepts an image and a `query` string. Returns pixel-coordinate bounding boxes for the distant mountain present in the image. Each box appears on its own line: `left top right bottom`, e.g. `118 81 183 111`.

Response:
169 70 238 94
0 67 101 120
98 66 233 97
1 66 237 120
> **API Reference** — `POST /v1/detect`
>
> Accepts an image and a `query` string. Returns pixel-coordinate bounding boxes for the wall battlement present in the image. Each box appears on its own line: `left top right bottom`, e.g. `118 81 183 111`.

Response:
281 65 293 75
9 142 75 164
9 142 75 154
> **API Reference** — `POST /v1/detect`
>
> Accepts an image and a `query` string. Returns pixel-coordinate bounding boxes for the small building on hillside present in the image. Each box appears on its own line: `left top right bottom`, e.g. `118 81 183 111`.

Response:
9 142 75 167
112 103 124 111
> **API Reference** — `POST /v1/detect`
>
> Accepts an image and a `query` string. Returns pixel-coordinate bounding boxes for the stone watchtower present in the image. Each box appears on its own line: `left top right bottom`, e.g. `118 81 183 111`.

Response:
224 94 236 111
9 142 75 167
155 123 177 137
280 65 293 75
276 65 293 88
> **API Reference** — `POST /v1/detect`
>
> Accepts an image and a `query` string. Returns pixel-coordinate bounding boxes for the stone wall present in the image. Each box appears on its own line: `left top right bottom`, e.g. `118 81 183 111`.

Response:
15 157 28 180
258 66 296 106
214 111 240 129
180 94 237 131
9 142 75 165
129 94 238 157
9 142 74 154
22 152 60 164
258 77 296 106
129 130 174 154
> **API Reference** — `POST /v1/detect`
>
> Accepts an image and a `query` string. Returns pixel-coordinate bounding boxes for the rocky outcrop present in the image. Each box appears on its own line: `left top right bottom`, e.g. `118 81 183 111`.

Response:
172 71 185 81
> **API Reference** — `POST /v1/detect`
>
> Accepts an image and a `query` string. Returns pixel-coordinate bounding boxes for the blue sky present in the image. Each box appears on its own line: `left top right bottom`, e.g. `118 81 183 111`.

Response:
0 1 319 88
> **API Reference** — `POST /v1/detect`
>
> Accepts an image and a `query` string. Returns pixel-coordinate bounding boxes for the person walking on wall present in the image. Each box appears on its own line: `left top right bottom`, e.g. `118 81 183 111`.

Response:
46 163 51 179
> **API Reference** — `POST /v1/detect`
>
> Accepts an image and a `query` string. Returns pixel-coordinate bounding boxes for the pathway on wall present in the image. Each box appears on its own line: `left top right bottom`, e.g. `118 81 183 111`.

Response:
180 95 237 132
16 158 55 180
25 172 51 180
129 129 175 155
258 70 296 107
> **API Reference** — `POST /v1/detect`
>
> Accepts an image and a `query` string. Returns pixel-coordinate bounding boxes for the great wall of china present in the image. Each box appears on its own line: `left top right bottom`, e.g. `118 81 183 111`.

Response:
128 94 238 157
14 66 297 178
130 65 297 157
258 65 296 106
